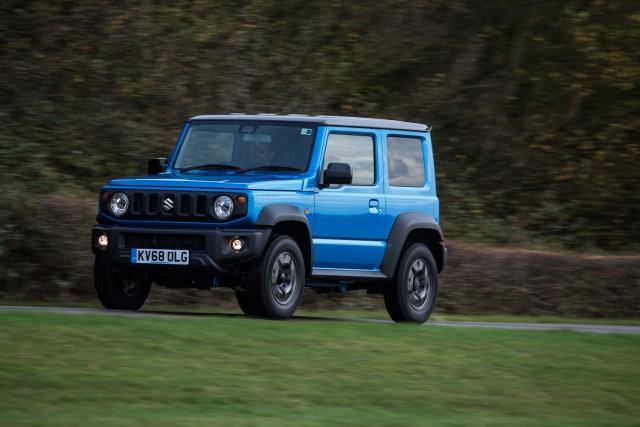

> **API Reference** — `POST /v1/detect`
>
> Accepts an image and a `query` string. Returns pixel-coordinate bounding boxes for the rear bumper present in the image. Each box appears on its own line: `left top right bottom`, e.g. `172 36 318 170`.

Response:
92 224 271 276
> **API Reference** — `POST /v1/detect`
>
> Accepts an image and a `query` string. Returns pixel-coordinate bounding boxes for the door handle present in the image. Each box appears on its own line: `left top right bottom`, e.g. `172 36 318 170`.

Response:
369 199 382 214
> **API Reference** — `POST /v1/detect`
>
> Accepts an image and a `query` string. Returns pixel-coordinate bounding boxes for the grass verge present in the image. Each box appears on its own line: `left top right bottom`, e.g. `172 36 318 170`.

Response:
1 311 639 426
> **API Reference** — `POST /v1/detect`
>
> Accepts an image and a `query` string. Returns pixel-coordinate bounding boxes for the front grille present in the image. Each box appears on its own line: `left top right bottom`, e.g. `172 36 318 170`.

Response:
113 190 247 222
124 233 206 250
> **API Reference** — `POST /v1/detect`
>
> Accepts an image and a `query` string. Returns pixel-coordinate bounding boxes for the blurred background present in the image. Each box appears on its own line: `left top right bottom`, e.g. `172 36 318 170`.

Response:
0 0 638 316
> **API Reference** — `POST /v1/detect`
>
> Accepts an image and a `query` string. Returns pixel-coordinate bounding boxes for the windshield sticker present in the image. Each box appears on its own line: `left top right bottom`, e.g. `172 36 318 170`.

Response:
301 128 312 136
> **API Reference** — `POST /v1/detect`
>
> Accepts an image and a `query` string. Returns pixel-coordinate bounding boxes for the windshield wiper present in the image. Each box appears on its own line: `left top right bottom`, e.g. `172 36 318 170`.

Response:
237 165 302 173
178 163 241 172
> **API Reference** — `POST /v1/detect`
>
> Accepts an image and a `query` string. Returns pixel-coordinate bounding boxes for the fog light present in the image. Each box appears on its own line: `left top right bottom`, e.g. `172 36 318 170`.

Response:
97 233 109 248
230 238 244 252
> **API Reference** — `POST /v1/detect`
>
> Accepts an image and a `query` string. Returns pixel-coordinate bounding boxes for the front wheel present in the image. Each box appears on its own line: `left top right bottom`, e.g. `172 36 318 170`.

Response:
247 235 305 319
235 290 257 315
94 257 152 310
384 243 438 323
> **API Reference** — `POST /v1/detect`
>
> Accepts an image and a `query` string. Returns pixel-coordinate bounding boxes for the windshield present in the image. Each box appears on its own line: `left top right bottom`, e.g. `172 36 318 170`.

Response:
173 121 317 173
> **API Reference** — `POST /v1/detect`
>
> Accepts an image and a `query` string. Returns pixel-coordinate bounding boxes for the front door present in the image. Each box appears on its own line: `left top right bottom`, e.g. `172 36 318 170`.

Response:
313 130 387 271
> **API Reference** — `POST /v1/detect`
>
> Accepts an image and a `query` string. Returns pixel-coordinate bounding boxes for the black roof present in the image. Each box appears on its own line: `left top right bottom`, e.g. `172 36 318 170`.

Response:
189 114 431 132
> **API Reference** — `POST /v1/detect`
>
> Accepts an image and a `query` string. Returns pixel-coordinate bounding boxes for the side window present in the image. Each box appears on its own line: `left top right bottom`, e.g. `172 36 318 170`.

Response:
323 134 375 185
387 136 425 187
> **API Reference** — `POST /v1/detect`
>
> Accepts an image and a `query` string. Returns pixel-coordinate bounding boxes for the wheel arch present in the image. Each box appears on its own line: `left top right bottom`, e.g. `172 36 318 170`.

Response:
256 204 313 278
381 212 446 277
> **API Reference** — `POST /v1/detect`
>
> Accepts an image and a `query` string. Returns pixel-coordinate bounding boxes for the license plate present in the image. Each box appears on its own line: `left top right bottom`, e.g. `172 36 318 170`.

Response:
131 249 189 265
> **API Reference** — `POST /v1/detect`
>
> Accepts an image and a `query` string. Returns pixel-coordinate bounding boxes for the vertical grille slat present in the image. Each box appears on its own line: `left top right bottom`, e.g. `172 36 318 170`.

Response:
196 195 207 215
148 194 158 213
133 193 143 213
180 195 190 215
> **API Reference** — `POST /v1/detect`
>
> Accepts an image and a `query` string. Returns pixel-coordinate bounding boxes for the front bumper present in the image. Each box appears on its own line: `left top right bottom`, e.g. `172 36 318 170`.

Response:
92 224 271 275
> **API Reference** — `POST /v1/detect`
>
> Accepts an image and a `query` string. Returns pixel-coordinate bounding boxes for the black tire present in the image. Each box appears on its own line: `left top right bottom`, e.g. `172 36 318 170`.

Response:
235 290 257 315
247 235 305 319
384 243 438 324
94 257 152 310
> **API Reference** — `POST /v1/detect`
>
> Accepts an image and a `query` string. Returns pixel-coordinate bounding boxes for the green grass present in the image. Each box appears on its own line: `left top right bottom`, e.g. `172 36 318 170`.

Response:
297 310 640 326
1 312 639 426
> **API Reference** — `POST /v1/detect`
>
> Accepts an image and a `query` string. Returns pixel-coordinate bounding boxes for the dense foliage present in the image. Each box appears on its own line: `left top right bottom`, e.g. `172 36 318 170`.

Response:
0 1 638 301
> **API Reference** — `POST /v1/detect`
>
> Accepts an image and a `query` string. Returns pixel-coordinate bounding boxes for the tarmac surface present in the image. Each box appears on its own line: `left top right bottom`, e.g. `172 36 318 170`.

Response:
2 305 640 335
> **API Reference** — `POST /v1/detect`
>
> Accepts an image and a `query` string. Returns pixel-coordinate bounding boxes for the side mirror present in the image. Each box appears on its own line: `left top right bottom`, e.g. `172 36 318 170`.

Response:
148 158 168 175
323 162 352 186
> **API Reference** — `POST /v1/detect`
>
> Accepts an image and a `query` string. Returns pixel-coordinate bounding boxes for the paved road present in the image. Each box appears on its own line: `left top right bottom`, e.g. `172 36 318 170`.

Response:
2 305 639 335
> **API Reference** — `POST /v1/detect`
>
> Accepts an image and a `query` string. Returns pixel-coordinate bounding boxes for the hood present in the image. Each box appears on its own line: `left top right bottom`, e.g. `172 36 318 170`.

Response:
107 171 307 191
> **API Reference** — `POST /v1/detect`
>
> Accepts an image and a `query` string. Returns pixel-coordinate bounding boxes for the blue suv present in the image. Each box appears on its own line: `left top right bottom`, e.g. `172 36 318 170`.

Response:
92 115 447 323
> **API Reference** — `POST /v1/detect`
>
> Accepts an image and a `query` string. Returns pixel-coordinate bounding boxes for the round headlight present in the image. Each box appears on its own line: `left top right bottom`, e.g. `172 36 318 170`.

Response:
213 195 234 220
109 192 129 217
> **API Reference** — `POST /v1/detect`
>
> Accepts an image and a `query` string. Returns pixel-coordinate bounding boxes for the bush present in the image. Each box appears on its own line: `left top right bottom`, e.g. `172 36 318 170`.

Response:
438 241 640 318
0 186 95 301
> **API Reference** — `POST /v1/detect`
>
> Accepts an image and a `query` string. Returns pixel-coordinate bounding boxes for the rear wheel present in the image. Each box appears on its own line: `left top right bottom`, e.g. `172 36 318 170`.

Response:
94 257 152 310
247 235 305 319
384 243 438 323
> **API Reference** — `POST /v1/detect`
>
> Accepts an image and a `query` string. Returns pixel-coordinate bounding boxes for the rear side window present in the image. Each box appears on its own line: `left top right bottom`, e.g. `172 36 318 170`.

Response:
323 134 375 185
387 136 425 187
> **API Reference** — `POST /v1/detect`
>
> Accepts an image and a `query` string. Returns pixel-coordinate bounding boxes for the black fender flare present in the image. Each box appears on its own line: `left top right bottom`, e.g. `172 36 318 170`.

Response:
380 212 446 277
256 204 310 228
256 204 313 277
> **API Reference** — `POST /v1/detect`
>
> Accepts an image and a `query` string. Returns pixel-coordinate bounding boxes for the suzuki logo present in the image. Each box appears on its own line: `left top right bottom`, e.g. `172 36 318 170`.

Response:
162 197 174 212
